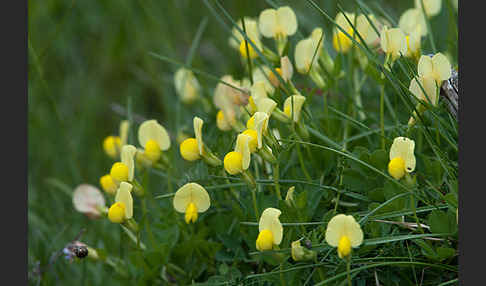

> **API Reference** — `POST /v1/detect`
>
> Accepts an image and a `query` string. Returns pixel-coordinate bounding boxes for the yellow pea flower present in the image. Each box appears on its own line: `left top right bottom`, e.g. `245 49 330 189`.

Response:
174 68 201 104
295 37 320 74
253 66 276 95
110 145 137 183
409 75 439 106
229 17 262 59
214 75 249 127
268 57 293 88
242 129 258 153
173 182 211 224
251 112 269 150
108 182 133 223
223 133 251 175
180 117 221 166
399 8 428 37
100 174 117 195
138 119 171 164
73 184 107 219
388 137 416 180
216 110 232 132
283 95 306 122
325 214 363 258
103 136 121 159
256 208 283 251
417 53 451 85
259 6 298 39
415 0 442 17
405 27 422 59
180 138 200 161
332 12 357 53
102 120 130 159
380 26 407 62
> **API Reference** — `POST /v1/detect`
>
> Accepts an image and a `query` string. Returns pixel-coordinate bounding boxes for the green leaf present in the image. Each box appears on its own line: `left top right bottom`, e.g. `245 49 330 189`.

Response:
427 210 457 234
436 246 457 261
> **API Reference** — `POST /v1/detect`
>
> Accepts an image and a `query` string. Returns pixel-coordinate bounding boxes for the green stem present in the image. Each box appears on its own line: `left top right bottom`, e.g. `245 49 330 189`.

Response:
297 144 312 182
251 187 259 220
380 83 385 150
273 163 282 200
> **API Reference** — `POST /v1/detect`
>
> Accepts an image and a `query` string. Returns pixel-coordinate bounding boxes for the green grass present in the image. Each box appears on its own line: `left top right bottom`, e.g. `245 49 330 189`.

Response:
28 0 458 285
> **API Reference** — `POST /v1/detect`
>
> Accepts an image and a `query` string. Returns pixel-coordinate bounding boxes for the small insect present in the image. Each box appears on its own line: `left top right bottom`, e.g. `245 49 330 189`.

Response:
64 241 89 261
303 239 312 250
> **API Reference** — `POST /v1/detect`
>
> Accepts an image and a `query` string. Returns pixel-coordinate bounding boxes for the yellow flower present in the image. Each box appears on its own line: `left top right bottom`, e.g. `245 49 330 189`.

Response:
103 136 121 159
180 138 201 161
256 208 283 251
325 214 363 258
332 12 357 53
72 184 106 218
283 95 306 122
253 66 276 95
242 129 258 153
250 112 269 149
269 57 293 87
295 36 321 74
179 116 207 162
110 145 137 183
108 182 133 223
417 53 451 84
174 68 201 104
380 26 407 61
388 137 416 180
405 27 422 59
216 110 232 131
239 40 258 59
173 183 211 224
214 75 249 126
415 0 442 17
229 17 262 57
409 75 439 106
258 6 297 39
100 174 117 195
138 120 171 163
399 8 427 37
223 133 251 175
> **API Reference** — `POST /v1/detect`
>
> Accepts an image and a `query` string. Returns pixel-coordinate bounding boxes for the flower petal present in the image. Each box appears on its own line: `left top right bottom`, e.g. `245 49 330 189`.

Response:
253 112 269 149
259 208 283 245
173 182 211 213
280 56 293 82
276 6 298 36
194 116 204 155
284 95 306 122
235 133 251 170
399 8 427 37
432 53 452 82
256 98 277 115
72 184 105 215
119 120 130 147
121 145 137 181
115 182 133 219
259 8 278 38
138 120 171 151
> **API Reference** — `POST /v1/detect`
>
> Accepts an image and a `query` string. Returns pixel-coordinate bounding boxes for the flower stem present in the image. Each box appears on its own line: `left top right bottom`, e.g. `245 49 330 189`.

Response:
273 163 282 200
380 83 385 150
